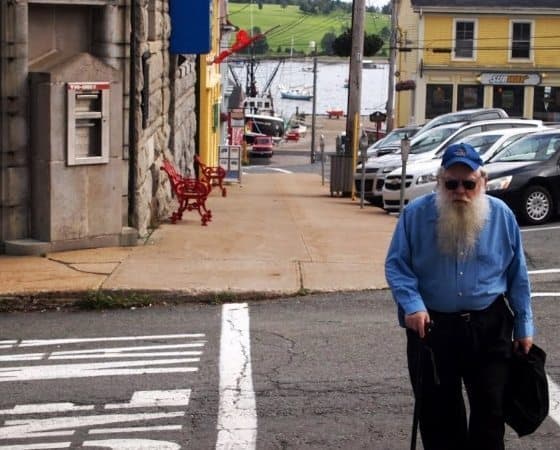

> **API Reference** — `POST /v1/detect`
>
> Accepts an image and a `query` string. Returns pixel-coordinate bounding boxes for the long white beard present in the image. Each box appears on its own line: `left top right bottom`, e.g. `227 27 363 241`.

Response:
435 189 489 258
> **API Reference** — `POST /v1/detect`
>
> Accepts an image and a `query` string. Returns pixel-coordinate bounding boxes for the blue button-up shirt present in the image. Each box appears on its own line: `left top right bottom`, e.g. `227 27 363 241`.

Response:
385 193 533 339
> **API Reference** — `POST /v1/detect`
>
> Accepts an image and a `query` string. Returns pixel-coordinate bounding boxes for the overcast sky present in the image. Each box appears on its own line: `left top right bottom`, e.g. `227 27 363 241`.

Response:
340 0 390 9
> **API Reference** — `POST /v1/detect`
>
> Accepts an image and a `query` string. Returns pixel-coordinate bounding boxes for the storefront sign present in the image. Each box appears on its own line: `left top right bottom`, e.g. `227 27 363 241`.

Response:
479 73 541 86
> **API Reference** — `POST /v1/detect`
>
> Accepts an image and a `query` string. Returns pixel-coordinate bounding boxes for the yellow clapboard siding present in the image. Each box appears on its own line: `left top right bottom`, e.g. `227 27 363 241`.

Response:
422 15 560 68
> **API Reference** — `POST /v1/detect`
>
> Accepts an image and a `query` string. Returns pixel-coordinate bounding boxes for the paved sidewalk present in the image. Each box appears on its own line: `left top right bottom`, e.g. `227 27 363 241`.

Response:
0 172 397 303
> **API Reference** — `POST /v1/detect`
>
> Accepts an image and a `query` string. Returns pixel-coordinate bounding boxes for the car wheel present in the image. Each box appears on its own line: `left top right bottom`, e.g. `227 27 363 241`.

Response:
520 185 553 225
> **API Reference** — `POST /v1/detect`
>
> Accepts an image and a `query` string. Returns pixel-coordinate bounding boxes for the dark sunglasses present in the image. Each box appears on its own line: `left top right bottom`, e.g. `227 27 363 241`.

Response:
444 178 478 191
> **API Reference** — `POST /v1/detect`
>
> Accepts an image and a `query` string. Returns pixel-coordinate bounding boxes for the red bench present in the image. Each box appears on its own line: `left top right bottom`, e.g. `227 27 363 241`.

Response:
326 109 344 119
160 159 212 226
195 154 227 197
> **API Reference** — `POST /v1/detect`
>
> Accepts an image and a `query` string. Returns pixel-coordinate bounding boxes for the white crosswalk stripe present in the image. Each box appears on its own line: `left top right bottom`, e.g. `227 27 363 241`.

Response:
0 334 206 448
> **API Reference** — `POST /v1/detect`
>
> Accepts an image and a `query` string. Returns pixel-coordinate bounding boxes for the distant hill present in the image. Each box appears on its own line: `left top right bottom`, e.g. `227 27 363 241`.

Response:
228 3 390 56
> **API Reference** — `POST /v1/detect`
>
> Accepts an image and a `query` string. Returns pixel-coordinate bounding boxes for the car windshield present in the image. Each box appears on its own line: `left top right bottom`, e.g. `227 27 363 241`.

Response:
369 129 413 150
484 132 536 160
427 113 469 128
409 125 461 154
460 134 502 156
491 133 560 162
384 130 414 145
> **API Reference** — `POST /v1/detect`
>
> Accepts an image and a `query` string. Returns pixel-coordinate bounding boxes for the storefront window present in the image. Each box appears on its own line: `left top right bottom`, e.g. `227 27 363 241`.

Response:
533 86 560 122
425 84 453 119
492 85 524 117
458 85 483 110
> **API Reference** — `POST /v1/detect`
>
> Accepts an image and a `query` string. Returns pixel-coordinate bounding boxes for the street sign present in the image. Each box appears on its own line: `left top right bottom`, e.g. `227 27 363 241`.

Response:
369 111 387 123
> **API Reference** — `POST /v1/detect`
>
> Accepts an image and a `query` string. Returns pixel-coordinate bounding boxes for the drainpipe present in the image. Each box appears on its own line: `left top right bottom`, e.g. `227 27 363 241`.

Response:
128 0 138 227
0 0 7 246
194 54 201 177
386 0 398 132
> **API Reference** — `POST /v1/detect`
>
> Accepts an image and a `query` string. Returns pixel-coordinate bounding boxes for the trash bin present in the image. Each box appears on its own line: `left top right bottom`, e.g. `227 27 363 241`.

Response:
329 154 353 197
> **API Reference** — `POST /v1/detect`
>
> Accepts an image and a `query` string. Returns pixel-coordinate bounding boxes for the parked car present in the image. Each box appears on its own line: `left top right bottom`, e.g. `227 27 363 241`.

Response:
415 107 508 138
250 135 274 157
365 125 421 159
485 129 560 225
355 118 542 205
381 127 545 212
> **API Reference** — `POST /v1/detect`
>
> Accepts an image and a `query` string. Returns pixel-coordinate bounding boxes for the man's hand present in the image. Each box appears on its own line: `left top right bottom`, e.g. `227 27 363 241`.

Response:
404 311 431 339
513 336 533 355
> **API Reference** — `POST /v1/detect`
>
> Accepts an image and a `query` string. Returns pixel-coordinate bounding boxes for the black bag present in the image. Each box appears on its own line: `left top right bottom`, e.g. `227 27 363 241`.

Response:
504 343 549 437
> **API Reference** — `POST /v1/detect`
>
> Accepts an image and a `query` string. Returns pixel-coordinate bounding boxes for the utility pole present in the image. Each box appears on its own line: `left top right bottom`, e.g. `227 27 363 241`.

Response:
310 41 318 163
345 0 366 158
385 0 398 132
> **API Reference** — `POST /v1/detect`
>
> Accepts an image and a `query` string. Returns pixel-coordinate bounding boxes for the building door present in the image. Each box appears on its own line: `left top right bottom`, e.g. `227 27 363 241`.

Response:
492 85 524 117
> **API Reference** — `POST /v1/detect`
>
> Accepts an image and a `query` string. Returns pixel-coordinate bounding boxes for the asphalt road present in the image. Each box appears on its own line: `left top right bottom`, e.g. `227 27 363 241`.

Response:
0 280 558 449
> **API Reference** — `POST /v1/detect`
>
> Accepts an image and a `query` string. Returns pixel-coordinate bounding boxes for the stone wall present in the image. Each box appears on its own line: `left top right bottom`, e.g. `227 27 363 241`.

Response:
0 0 198 251
133 0 197 237
0 1 29 247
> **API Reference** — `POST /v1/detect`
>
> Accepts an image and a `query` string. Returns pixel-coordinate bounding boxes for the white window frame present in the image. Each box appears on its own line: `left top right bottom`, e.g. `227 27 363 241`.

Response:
452 18 477 61
509 20 534 62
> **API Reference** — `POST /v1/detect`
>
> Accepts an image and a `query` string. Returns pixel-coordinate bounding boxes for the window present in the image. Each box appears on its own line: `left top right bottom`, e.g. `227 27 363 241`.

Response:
458 85 483 109
511 21 531 60
533 86 560 121
492 85 524 117
454 20 475 59
425 84 453 119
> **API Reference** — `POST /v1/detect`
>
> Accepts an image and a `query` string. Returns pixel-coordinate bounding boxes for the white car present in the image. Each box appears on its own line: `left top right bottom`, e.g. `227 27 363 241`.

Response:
381 127 546 212
355 118 543 205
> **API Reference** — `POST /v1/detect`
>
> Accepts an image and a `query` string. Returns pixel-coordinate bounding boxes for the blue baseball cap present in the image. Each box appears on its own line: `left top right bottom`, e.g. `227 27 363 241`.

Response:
441 143 483 170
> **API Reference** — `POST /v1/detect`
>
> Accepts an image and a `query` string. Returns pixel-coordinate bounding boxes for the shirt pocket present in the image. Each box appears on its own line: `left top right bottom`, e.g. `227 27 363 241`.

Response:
475 248 505 293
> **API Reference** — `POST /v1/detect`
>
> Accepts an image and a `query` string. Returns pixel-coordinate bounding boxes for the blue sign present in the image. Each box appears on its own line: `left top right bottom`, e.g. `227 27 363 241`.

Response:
170 0 212 54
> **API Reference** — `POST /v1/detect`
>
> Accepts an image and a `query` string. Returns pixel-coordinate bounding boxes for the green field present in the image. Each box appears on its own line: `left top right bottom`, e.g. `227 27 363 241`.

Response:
228 3 390 56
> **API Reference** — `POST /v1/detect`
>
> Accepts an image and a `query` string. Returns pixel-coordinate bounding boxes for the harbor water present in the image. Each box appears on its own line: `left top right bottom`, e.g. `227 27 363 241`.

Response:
230 59 389 121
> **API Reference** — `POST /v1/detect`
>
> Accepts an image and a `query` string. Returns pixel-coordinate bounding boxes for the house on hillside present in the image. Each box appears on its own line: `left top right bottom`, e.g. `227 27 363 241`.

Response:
394 0 560 127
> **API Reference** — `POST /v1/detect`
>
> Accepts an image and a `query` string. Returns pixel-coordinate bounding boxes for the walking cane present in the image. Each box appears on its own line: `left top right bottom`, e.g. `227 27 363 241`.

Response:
411 323 439 450
410 340 423 450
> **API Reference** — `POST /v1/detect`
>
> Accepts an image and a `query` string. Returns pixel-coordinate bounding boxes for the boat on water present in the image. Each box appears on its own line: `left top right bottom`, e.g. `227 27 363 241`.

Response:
244 112 285 143
279 86 313 101
362 60 378 69
288 122 307 137
229 57 286 144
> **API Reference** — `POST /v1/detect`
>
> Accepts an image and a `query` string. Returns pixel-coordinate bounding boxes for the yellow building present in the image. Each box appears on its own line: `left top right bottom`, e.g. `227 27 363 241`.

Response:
198 0 223 167
395 0 560 126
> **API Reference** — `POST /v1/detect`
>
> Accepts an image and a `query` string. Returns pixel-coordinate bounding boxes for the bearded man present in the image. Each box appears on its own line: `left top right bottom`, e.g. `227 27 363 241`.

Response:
385 142 533 450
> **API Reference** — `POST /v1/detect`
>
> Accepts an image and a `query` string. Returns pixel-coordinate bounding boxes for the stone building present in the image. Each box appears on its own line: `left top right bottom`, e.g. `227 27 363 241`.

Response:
0 0 203 255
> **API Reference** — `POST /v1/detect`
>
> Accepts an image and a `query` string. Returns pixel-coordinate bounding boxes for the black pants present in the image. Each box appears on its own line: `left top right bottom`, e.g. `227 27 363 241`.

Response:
406 296 514 450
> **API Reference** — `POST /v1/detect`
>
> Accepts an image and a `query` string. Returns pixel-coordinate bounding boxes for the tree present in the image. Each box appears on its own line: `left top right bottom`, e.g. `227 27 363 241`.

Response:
246 26 268 55
320 31 337 55
379 26 391 42
331 28 352 57
364 34 384 56
381 2 392 15
332 28 384 57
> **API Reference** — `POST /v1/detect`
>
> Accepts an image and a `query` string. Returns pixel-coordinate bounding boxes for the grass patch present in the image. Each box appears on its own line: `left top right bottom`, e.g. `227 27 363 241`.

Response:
209 291 240 305
296 287 311 296
75 291 153 310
